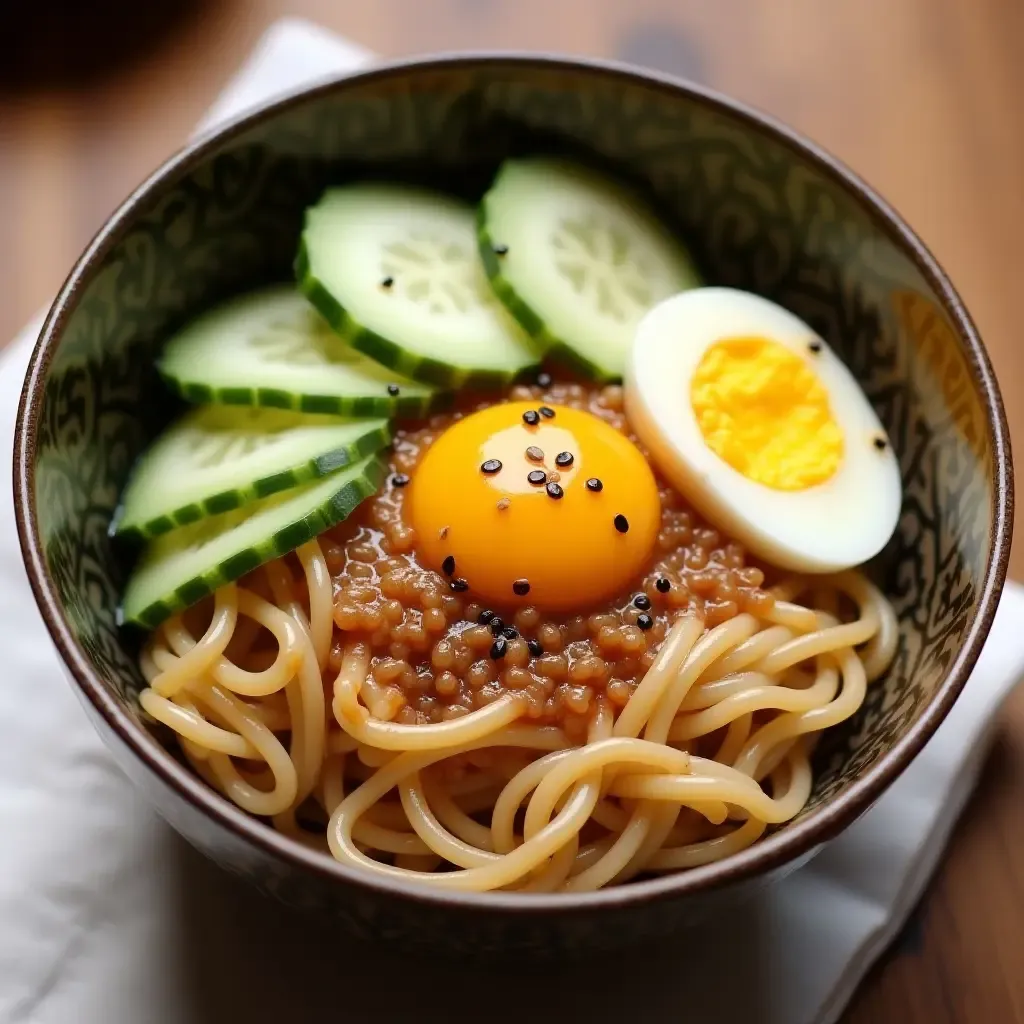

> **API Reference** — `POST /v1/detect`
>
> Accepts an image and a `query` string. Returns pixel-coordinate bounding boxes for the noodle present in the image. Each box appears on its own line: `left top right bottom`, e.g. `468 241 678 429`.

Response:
137 535 898 892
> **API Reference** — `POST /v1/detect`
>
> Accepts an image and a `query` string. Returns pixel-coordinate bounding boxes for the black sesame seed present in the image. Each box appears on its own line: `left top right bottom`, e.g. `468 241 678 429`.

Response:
481 458 503 474
523 409 540 426
528 638 544 658
450 578 469 592
526 446 545 462
391 473 410 488
490 617 505 636
502 625 518 640
555 451 574 468
381 275 394 289
387 384 401 396
586 477 604 492
490 637 508 659
614 514 630 533
873 436 888 451
636 613 654 631
808 339 823 354
441 555 456 577
546 482 564 499
527 469 547 486
656 577 671 593
537 372 552 388
633 594 652 611
493 244 509 256
513 578 531 596
478 609 496 625
539 406 556 419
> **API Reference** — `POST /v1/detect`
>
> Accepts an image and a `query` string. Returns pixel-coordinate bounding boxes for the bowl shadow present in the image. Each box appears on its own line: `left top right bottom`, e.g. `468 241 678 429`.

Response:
166 832 777 1021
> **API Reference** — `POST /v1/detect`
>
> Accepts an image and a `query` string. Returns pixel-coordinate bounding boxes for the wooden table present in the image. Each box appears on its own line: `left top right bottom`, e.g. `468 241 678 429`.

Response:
2 1 1022 1018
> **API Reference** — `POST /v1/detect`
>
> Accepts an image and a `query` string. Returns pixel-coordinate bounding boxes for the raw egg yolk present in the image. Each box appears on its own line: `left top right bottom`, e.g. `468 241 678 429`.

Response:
407 402 661 611
690 336 844 491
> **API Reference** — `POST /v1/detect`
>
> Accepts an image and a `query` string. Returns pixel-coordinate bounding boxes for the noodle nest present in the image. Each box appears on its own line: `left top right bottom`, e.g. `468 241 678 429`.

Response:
140 539 897 893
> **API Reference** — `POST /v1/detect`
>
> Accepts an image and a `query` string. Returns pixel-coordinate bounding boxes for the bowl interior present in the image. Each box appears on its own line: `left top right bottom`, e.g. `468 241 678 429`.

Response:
27 59 1001 833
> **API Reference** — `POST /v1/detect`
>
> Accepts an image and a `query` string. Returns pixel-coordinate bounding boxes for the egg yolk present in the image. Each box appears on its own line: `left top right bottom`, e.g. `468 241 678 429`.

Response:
407 402 661 611
690 336 844 491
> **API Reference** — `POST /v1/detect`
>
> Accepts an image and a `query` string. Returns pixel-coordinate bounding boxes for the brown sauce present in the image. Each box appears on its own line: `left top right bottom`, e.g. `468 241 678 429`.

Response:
317 380 774 742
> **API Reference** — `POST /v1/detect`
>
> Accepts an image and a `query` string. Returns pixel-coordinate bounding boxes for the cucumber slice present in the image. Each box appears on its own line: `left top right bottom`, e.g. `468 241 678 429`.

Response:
158 286 440 417
113 406 390 539
121 455 385 629
297 184 540 388
478 158 702 381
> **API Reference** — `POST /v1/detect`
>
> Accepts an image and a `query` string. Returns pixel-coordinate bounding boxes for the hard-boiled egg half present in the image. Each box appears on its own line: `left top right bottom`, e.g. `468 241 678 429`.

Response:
624 288 901 573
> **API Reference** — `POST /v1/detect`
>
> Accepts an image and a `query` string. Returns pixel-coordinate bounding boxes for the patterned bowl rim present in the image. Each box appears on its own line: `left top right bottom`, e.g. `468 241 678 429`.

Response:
13 52 1013 916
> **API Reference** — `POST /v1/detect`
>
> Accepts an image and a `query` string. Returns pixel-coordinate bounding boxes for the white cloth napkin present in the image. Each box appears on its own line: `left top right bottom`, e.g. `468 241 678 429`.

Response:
0 19 1019 1024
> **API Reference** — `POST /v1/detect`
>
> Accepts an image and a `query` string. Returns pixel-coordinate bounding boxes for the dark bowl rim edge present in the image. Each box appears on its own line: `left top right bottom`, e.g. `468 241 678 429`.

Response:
12 50 1014 916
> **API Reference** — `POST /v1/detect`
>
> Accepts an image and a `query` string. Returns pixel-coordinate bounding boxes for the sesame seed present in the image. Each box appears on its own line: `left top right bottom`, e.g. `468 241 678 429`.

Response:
496 498 511 511
539 406 555 419
537 372 552 388
633 594 651 610
450 578 469 592
481 458 503 474
387 384 400 396
526 446 545 462
502 625 518 640
490 637 508 659
478 609 496 625
490 617 505 636
391 473 410 488
656 577 671 593
493 244 509 256
546 482 564 499
547 471 561 483
586 478 603 492
636 613 654 631
439 526 449 540
513 578 531 596
808 339 823 353
523 410 540 426
528 638 543 658
555 451 574 468
441 555 456 577
381 276 394 289
527 469 547 486
614 514 629 533
873 436 888 451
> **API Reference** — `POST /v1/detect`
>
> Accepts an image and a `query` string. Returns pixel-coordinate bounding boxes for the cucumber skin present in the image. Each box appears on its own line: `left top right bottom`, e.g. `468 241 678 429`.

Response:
114 420 391 542
477 176 706 383
296 237 536 393
124 457 386 629
158 361 445 420
476 208 623 384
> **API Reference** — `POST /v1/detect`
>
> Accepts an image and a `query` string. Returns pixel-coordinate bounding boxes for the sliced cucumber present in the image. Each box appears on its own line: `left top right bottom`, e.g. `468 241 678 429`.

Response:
478 158 702 381
158 286 440 417
113 406 390 540
297 184 540 389
121 455 385 629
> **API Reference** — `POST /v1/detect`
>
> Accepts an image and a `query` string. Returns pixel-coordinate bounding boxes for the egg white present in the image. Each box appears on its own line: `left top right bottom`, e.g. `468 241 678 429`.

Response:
624 287 902 573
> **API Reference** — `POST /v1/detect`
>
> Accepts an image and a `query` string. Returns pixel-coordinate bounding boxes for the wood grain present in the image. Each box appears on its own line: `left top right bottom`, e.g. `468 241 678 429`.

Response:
2 1 1022 1019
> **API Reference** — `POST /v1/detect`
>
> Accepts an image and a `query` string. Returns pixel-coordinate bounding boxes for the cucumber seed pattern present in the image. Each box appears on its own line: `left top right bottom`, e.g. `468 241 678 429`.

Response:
381 231 498 316
188 408 297 469
552 215 655 322
249 312 362 366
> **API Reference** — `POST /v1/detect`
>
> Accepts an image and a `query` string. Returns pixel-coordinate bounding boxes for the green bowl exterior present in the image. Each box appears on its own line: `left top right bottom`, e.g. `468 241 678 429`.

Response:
14 55 1012 954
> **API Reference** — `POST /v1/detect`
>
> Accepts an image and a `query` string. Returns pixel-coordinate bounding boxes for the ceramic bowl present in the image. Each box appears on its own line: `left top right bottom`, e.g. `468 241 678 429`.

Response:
13 54 1012 954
